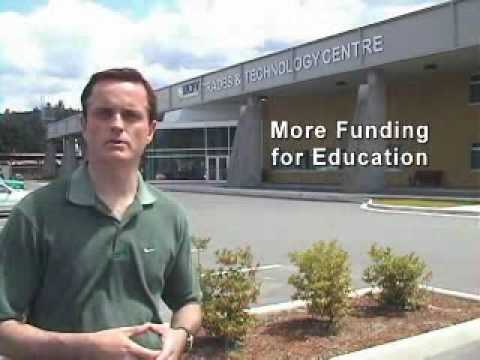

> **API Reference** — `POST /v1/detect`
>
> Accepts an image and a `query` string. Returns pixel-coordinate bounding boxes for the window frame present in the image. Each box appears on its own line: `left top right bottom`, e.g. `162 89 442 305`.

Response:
469 73 480 106
385 143 404 172
470 143 480 171
311 147 342 172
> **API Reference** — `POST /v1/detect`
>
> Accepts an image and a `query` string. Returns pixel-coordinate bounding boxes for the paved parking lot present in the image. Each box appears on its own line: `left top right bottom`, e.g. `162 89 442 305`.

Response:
1 191 478 306
169 192 479 305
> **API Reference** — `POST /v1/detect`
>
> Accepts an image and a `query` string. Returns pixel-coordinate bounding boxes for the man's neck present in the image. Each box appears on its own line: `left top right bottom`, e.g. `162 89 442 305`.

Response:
87 161 139 219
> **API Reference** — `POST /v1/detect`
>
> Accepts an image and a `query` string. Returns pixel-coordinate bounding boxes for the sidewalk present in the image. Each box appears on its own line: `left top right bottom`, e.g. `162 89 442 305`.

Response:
152 182 369 203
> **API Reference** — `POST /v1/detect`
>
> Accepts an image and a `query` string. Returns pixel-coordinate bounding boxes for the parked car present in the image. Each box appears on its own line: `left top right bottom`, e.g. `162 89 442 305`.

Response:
3 178 25 190
0 179 29 209
0 173 25 189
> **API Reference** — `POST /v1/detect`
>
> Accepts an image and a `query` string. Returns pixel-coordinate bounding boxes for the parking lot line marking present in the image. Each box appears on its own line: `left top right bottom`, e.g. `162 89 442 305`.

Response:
207 264 284 277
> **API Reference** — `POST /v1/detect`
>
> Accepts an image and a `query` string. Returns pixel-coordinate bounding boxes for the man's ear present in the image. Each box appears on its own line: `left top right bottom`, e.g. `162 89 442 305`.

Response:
80 115 88 141
80 115 87 131
147 120 157 143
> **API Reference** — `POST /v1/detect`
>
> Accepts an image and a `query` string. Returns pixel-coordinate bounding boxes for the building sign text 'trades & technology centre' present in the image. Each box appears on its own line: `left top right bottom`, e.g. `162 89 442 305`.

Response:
201 35 384 95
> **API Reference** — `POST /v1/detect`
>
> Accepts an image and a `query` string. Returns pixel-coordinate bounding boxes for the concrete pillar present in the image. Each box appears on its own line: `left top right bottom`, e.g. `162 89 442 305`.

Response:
61 136 78 177
77 136 87 164
227 96 264 187
343 69 386 193
43 140 57 178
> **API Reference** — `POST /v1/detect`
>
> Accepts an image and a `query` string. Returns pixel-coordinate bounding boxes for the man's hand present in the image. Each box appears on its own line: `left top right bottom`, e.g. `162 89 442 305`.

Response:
84 323 162 360
149 324 187 360
0 320 164 360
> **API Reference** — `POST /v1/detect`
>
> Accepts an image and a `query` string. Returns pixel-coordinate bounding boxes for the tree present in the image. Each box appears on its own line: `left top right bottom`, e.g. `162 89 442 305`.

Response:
0 110 46 153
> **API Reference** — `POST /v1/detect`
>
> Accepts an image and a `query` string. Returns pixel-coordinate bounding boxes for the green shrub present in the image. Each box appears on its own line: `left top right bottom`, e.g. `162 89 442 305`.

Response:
191 235 211 252
201 246 260 345
363 244 432 309
191 235 211 271
288 240 352 332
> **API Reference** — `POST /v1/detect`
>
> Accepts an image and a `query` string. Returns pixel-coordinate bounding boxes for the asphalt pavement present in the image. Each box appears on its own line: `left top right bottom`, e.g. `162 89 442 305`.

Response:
165 191 479 305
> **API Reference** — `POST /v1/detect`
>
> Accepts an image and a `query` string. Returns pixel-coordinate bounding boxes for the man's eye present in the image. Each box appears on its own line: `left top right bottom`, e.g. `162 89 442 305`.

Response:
123 110 143 121
94 108 114 118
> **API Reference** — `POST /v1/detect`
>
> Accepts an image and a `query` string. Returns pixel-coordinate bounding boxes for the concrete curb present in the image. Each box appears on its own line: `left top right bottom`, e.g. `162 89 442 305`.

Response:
245 287 480 360
154 184 368 204
247 288 375 315
332 318 480 360
364 199 480 217
152 182 479 206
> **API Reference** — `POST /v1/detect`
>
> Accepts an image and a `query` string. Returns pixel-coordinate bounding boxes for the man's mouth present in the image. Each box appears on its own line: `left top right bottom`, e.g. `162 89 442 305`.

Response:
107 139 128 146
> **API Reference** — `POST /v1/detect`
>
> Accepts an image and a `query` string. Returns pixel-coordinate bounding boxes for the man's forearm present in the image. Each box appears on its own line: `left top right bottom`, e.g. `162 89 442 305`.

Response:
170 303 202 335
0 320 89 360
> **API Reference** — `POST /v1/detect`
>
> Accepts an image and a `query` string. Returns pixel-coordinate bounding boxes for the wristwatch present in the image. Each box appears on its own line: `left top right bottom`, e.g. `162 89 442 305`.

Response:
172 326 194 351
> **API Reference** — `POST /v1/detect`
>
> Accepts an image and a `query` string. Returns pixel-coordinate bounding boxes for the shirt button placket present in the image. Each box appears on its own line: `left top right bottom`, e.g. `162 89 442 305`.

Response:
112 223 123 260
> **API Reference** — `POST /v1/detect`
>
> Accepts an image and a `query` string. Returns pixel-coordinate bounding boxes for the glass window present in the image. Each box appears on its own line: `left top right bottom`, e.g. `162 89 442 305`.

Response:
312 148 341 171
386 144 402 170
303 149 311 169
146 149 205 157
470 74 480 105
471 143 480 169
146 157 206 180
229 127 236 148
271 149 309 170
207 127 228 148
153 128 204 149
145 125 235 180
207 149 229 156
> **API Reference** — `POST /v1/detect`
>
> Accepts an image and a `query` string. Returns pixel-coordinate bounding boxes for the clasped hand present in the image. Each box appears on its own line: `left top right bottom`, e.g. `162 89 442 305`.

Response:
85 323 187 360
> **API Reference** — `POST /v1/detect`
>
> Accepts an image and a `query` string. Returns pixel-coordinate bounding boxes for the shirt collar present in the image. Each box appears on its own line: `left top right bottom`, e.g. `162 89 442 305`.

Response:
67 164 156 207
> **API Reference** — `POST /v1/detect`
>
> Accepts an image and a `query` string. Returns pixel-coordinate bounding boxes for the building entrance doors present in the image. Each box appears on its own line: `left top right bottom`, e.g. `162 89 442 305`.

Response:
206 156 229 181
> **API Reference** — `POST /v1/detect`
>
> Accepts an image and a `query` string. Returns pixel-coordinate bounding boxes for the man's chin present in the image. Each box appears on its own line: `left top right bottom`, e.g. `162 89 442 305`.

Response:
96 153 138 164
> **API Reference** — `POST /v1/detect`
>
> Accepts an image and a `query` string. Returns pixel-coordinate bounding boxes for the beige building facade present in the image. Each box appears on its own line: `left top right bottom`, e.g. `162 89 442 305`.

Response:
263 71 480 188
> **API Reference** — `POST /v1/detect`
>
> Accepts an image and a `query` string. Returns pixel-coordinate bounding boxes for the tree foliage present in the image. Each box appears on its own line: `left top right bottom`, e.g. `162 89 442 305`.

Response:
0 109 45 153
0 102 79 153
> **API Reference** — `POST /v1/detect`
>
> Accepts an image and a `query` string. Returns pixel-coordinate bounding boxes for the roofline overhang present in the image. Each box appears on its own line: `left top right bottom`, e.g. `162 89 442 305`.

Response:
155 0 480 112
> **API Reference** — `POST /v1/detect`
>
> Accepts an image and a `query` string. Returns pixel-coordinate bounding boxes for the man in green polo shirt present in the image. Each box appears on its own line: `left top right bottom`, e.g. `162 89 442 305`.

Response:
0 68 202 359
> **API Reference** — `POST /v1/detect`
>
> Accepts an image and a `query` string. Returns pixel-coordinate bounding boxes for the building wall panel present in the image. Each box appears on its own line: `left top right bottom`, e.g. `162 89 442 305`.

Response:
264 72 480 188
457 0 480 48
363 6 453 67
203 66 243 101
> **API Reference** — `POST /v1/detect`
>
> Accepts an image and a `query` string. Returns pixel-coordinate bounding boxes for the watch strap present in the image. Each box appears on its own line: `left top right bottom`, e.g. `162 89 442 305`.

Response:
172 326 194 351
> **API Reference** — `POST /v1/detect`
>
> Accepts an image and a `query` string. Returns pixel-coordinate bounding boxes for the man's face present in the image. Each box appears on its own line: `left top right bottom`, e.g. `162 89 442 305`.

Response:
82 80 156 165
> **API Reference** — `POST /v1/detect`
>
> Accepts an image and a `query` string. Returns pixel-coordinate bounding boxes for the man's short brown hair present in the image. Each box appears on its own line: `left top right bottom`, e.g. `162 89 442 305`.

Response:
81 68 158 122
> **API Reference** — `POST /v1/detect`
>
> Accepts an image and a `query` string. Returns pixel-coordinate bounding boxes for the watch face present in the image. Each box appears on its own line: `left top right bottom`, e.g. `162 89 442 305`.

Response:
186 334 194 350
175 327 194 351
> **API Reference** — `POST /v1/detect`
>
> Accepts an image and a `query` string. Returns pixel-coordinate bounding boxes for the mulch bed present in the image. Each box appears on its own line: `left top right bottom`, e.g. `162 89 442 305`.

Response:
185 292 480 359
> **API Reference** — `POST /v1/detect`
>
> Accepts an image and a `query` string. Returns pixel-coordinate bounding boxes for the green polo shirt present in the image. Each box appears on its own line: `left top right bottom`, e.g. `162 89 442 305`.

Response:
0 165 201 350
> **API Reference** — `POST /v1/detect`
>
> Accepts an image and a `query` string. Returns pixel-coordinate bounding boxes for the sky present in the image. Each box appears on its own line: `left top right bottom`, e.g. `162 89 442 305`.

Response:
0 0 445 112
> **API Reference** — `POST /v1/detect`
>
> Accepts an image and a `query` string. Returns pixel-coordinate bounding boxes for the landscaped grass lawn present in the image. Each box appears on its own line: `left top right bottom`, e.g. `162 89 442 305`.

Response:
373 198 480 208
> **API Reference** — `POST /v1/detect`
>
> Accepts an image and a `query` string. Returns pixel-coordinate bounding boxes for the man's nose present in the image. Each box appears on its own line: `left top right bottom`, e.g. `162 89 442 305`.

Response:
110 112 125 131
